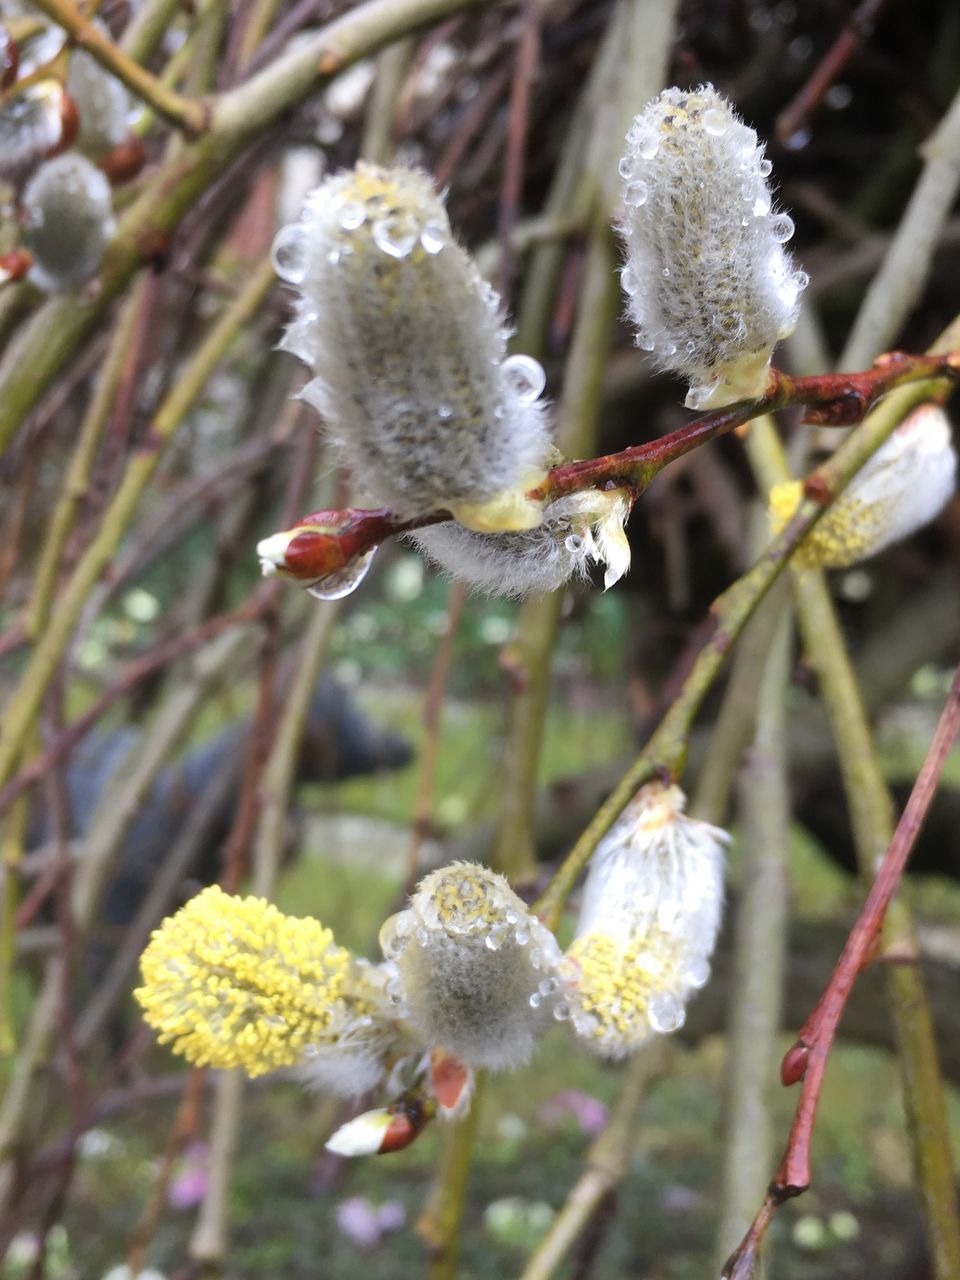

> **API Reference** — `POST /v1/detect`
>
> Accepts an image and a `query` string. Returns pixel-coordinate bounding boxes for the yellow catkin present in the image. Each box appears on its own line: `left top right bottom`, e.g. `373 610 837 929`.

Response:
135 885 364 1077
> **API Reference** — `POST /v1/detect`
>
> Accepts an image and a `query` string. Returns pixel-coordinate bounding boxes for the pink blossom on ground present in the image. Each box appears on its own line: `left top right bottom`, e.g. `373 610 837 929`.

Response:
336 1196 407 1248
167 1142 210 1209
538 1089 609 1136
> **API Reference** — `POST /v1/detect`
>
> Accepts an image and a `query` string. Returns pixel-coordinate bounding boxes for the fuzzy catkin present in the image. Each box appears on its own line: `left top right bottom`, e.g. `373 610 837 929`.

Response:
769 403 958 568
380 862 566 1070
272 163 552 533
413 489 632 598
565 783 728 1058
67 24 133 156
618 84 807 409
22 153 115 292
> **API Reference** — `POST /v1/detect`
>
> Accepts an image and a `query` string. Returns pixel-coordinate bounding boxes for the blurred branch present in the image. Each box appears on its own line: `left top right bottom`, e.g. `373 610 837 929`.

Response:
519 1045 668 1280
0 258 276 799
724 407 960 1279
840 83 960 368
31 0 209 132
712 604 792 1275
0 0 487 453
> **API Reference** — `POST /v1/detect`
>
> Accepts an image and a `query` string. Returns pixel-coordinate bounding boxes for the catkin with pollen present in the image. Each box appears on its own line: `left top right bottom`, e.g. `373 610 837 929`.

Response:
273 163 552 534
617 84 807 410
564 783 728 1058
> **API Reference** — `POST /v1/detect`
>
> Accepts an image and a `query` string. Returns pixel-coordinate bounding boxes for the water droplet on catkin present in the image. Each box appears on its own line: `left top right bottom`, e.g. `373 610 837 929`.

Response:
501 353 546 406
271 224 309 284
305 545 378 601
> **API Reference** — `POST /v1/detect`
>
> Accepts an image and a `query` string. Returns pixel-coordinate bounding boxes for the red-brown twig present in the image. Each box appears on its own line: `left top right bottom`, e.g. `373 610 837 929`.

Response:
722 659 960 1280
263 352 960 586
774 0 886 146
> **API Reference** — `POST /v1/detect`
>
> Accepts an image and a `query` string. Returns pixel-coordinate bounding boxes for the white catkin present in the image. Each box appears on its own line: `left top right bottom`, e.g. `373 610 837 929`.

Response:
618 84 808 409
22 153 115 292
565 783 728 1058
273 162 553 533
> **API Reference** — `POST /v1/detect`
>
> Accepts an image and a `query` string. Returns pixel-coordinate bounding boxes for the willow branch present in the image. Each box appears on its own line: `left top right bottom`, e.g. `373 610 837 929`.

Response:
30 0 208 133
0 0 487 454
532 326 960 932
262 352 960 585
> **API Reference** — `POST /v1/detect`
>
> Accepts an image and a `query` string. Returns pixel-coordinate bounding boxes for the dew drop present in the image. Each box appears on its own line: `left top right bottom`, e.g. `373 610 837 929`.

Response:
625 179 648 207
660 266 670 278
529 947 542 970
486 922 510 952
648 991 685 1034
552 1001 570 1022
637 131 659 160
420 222 446 254
539 976 559 996
306 545 378 601
271 224 309 284
638 335 656 352
771 214 795 243
618 155 635 180
685 957 711 989
338 201 366 231
758 157 773 177
528 991 543 1009
372 215 417 258
564 534 584 554
702 107 727 136
437 403 453 420
752 195 771 218
621 266 639 296
501 353 546 406
514 927 529 946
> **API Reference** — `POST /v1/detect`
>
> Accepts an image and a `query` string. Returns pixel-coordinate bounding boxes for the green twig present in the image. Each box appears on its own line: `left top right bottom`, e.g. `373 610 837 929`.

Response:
31 0 209 132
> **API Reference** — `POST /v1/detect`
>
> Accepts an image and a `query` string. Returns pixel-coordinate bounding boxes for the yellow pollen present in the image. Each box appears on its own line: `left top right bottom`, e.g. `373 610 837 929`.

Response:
135 885 362 1077
769 480 879 569
568 929 686 1048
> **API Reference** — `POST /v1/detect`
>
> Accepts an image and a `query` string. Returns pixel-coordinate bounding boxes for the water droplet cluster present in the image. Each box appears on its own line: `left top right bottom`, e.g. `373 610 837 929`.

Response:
563 781 728 1057
379 861 567 1071
617 84 808 409
271 162 552 536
